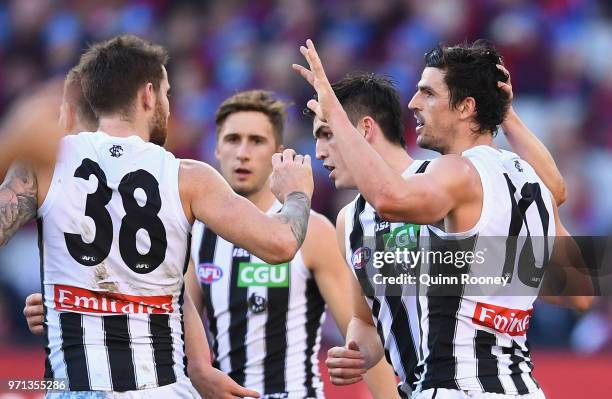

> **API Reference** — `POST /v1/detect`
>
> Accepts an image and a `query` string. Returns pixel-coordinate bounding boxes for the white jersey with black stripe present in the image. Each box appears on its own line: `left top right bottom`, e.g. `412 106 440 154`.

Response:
415 146 556 395
191 201 326 399
38 131 191 392
343 159 429 399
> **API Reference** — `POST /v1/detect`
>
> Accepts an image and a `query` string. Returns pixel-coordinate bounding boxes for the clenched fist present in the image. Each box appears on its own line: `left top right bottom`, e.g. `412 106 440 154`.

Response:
270 148 314 203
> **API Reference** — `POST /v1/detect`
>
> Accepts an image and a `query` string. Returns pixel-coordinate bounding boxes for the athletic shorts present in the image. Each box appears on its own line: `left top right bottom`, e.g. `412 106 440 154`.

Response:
412 388 546 399
44 376 200 399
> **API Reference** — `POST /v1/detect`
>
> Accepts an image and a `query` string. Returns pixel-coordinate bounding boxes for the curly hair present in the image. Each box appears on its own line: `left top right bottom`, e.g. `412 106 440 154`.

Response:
425 40 510 135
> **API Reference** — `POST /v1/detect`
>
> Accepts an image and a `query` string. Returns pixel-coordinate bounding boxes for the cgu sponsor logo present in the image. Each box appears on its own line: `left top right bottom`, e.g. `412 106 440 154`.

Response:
54 284 173 314
197 263 223 284
472 302 533 336
237 263 289 287
383 224 420 251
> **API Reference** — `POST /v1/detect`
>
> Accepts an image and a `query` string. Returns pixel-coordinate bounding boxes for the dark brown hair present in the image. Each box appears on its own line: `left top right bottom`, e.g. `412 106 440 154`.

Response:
64 67 98 130
78 34 169 118
425 40 510 135
215 90 287 145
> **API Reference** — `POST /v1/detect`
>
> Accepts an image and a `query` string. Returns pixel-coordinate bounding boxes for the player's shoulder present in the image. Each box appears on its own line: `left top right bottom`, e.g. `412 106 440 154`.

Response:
179 158 218 181
428 154 480 185
307 210 335 236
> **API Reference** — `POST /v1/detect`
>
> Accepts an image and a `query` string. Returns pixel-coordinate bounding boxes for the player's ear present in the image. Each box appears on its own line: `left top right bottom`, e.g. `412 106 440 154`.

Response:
142 82 155 111
457 97 476 121
361 116 376 143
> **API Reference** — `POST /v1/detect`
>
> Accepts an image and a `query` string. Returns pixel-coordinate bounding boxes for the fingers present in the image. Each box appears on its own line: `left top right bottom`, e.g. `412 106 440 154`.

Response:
330 375 364 386
303 154 311 167
496 64 511 82
282 148 296 163
30 325 44 336
306 99 323 120
271 153 282 167
232 384 261 398
305 39 327 80
327 345 364 360
25 293 43 306
346 340 360 351
291 63 314 86
326 356 366 369
294 154 304 164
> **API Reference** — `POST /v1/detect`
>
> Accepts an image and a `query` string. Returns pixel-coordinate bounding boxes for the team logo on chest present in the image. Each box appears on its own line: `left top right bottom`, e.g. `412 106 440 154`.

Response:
248 293 267 313
109 145 124 158
197 263 223 284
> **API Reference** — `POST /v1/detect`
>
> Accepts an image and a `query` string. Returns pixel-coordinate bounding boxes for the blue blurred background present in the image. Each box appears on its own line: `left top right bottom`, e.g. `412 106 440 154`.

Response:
0 0 610 396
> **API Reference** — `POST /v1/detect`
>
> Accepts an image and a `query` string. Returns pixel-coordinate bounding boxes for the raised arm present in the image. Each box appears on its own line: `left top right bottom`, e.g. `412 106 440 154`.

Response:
0 161 37 246
0 79 64 175
293 40 479 225
497 64 567 205
180 149 313 265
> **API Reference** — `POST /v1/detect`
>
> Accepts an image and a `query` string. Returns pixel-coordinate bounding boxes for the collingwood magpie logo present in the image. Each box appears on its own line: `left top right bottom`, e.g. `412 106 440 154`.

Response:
248 293 267 314
109 145 124 158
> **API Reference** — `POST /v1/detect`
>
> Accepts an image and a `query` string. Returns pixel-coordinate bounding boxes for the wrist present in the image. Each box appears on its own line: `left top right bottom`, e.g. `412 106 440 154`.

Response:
187 359 212 376
501 106 520 134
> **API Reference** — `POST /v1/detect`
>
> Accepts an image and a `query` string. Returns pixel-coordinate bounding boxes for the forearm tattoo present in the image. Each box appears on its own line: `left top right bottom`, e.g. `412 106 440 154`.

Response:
0 161 37 246
276 191 311 248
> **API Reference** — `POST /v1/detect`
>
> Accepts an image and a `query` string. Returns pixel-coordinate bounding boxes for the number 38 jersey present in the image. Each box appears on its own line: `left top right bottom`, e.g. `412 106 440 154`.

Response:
38 131 192 392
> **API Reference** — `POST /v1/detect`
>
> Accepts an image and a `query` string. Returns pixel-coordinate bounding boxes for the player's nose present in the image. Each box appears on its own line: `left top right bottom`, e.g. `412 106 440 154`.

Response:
315 139 327 160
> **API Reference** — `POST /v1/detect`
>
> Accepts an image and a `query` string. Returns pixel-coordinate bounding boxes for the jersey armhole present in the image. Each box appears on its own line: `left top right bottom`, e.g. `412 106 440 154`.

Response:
37 141 67 218
170 157 192 234
426 157 491 238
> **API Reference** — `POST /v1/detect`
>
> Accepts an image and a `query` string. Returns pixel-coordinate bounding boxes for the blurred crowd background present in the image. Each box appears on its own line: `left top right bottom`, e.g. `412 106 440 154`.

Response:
0 0 611 387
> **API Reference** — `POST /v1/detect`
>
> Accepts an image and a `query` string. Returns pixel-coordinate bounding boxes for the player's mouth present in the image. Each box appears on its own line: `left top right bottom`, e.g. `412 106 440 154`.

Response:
234 167 252 179
324 164 336 179
415 114 425 131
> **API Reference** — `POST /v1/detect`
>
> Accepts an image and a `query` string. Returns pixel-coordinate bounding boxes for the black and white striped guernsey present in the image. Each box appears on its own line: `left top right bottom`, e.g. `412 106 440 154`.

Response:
414 146 555 396
191 200 327 399
343 159 430 399
38 132 191 392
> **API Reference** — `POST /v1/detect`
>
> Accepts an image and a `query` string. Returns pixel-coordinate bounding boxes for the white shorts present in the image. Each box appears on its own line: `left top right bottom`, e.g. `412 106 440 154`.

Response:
45 376 200 399
412 388 546 399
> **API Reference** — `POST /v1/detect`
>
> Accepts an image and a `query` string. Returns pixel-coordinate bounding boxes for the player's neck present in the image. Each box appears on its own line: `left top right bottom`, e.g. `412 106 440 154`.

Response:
97 116 150 142
446 132 496 155
246 184 277 212
376 140 414 174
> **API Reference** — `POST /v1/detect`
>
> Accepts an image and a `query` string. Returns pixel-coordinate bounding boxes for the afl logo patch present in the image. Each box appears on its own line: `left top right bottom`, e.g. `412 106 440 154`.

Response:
351 247 371 270
197 263 223 284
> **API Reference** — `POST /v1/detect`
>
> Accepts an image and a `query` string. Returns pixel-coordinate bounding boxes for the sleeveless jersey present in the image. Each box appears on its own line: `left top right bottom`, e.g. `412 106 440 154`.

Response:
38 131 191 392
415 146 556 395
191 201 326 399
344 159 430 399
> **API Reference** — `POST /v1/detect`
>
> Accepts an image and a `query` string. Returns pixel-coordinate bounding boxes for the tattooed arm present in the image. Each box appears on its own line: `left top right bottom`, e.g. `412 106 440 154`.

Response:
274 191 311 248
0 162 38 246
180 158 312 264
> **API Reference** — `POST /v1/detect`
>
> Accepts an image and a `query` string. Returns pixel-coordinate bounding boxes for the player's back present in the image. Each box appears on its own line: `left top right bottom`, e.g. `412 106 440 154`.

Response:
39 131 192 392
415 146 556 396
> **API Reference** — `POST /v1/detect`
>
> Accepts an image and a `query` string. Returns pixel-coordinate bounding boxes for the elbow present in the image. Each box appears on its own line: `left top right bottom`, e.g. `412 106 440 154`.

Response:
554 179 568 207
371 191 401 222
263 234 299 265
